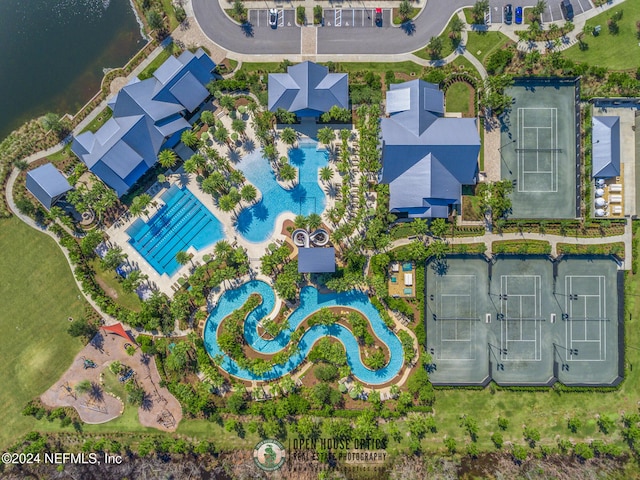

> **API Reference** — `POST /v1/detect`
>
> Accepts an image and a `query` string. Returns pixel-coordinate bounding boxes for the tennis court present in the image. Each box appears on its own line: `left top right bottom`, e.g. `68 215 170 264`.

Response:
499 79 579 218
424 255 622 386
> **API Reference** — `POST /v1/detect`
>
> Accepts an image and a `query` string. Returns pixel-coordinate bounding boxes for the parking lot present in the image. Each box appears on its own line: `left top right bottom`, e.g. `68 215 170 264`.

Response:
488 0 592 24
248 9 296 28
323 8 392 28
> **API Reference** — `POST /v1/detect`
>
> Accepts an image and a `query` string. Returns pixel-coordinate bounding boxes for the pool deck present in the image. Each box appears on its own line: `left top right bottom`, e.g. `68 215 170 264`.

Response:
106 115 346 297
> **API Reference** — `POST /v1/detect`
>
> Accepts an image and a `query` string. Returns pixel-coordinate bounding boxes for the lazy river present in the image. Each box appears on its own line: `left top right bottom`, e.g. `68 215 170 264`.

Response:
202 280 404 385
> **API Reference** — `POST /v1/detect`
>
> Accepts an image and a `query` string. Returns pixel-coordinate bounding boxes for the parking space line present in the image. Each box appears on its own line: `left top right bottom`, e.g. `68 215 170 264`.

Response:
575 0 586 14
548 5 553 22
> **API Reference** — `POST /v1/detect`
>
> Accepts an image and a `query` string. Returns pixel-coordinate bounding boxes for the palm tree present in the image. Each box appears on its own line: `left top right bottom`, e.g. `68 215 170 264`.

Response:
280 127 297 146
130 194 152 218
158 149 177 169
231 118 246 136
219 95 236 112
218 194 236 213
317 127 335 146
75 380 92 395
308 213 322 231
200 110 215 126
240 184 257 203
294 214 308 229
183 157 199 175
214 240 233 259
181 129 199 149
176 250 193 267
263 144 278 161
213 125 229 145
279 163 297 183
229 169 245 186
449 15 465 40
202 171 228 195
319 166 333 183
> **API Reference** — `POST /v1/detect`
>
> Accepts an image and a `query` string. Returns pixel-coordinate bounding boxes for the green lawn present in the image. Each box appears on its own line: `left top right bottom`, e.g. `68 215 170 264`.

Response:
240 61 424 77
465 31 512 64
413 16 462 60
0 217 88 449
564 0 640 70
79 108 113 134
138 43 179 81
445 82 471 113
89 258 142 312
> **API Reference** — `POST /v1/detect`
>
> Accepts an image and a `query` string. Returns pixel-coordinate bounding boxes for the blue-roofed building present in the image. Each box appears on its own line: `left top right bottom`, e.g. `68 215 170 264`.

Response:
268 62 348 118
380 80 481 219
71 48 215 196
592 116 621 179
26 163 73 210
298 247 336 273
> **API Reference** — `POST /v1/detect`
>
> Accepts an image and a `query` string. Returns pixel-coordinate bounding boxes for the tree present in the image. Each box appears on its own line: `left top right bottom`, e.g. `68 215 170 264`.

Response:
319 166 333 183
41 112 63 133
307 213 323 231
574 442 594 461
75 380 92 395
598 415 616 435
213 125 229 144
427 36 443 59
80 230 104 258
523 426 541 447
450 15 465 39
220 96 236 112
399 0 412 19
231 118 246 136
101 246 127 271
146 9 164 31
67 318 98 341
430 218 448 237
175 250 192 267
200 110 215 126
491 432 504 449
280 127 297 146
240 184 257 203
121 269 147 293
317 127 335 146
180 129 199 149
512 444 528 462
130 193 152 218
279 163 297 183
158 149 177 169
232 0 247 21
532 0 547 18
567 417 582 433
471 0 489 24
443 437 457 454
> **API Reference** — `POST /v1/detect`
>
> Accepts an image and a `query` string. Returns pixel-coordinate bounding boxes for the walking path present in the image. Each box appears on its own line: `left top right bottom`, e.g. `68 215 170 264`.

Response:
390 227 633 270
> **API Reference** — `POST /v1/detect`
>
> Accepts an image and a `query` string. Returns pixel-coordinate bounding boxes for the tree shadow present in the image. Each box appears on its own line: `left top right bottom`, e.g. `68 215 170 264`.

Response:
430 259 449 276
243 138 256 153
241 22 254 37
401 21 415 35
89 382 104 402
141 393 154 411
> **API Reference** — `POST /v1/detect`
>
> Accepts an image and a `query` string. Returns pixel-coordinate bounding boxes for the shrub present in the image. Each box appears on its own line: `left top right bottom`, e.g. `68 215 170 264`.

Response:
491 432 504 449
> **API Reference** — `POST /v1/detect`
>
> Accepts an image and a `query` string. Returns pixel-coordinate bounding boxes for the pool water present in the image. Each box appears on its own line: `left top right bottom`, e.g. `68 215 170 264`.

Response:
235 142 329 243
126 185 224 276
203 280 404 385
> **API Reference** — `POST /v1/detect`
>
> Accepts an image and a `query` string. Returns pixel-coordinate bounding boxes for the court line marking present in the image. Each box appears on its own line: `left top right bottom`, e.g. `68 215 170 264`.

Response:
565 275 607 362
517 107 558 193
500 275 542 361
436 275 477 361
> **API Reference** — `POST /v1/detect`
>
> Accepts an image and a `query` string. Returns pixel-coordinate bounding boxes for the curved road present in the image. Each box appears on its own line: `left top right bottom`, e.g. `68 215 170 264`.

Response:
192 0 472 55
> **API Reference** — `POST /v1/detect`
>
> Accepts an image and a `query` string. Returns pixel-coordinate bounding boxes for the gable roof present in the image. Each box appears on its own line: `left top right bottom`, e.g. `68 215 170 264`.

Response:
72 48 215 196
592 116 621 178
298 247 336 273
26 163 72 210
380 80 480 218
268 62 348 116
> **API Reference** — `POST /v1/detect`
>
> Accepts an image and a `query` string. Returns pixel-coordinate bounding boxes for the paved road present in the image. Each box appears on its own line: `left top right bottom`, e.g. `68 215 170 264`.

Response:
193 0 301 54
193 0 592 55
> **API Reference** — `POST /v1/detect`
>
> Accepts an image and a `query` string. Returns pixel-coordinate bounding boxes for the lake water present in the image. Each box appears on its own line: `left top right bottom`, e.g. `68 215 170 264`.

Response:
0 0 144 140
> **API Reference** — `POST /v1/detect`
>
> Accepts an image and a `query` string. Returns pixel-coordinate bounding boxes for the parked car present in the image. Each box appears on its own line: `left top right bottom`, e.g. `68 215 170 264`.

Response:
515 6 523 24
269 8 278 28
504 4 513 24
375 8 383 27
560 0 574 20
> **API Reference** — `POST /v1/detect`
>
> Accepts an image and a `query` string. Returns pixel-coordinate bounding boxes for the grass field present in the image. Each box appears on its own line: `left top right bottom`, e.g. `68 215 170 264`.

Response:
240 61 424 78
465 31 512 64
563 0 640 70
445 82 471 113
89 258 142 312
138 43 179 81
413 16 462 60
3 211 640 458
0 217 88 449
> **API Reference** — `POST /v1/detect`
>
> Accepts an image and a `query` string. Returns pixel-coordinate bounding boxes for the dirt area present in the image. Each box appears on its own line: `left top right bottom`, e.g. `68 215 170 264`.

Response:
41 330 182 431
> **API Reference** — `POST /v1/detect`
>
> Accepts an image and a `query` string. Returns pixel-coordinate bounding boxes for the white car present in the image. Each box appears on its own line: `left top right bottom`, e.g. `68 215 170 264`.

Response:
269 9 278 28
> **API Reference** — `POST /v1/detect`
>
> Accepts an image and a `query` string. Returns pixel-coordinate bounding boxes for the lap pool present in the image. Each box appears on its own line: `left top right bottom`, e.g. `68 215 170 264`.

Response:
126 184 224 276
203 280 404 385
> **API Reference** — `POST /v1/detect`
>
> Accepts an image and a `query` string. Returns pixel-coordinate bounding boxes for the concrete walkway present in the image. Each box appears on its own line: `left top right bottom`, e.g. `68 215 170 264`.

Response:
391 226 633 270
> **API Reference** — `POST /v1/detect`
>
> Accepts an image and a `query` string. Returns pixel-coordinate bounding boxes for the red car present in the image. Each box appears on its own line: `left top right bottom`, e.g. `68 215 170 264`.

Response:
375 8 382 26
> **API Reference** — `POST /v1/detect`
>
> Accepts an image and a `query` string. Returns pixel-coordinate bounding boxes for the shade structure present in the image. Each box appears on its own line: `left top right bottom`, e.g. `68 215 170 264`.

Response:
101 323 136 343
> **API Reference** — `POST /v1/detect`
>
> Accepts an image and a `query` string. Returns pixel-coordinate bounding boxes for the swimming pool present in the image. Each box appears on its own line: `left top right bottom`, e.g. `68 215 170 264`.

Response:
235 141 328 243
126 185 224 276
203 280 404 385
